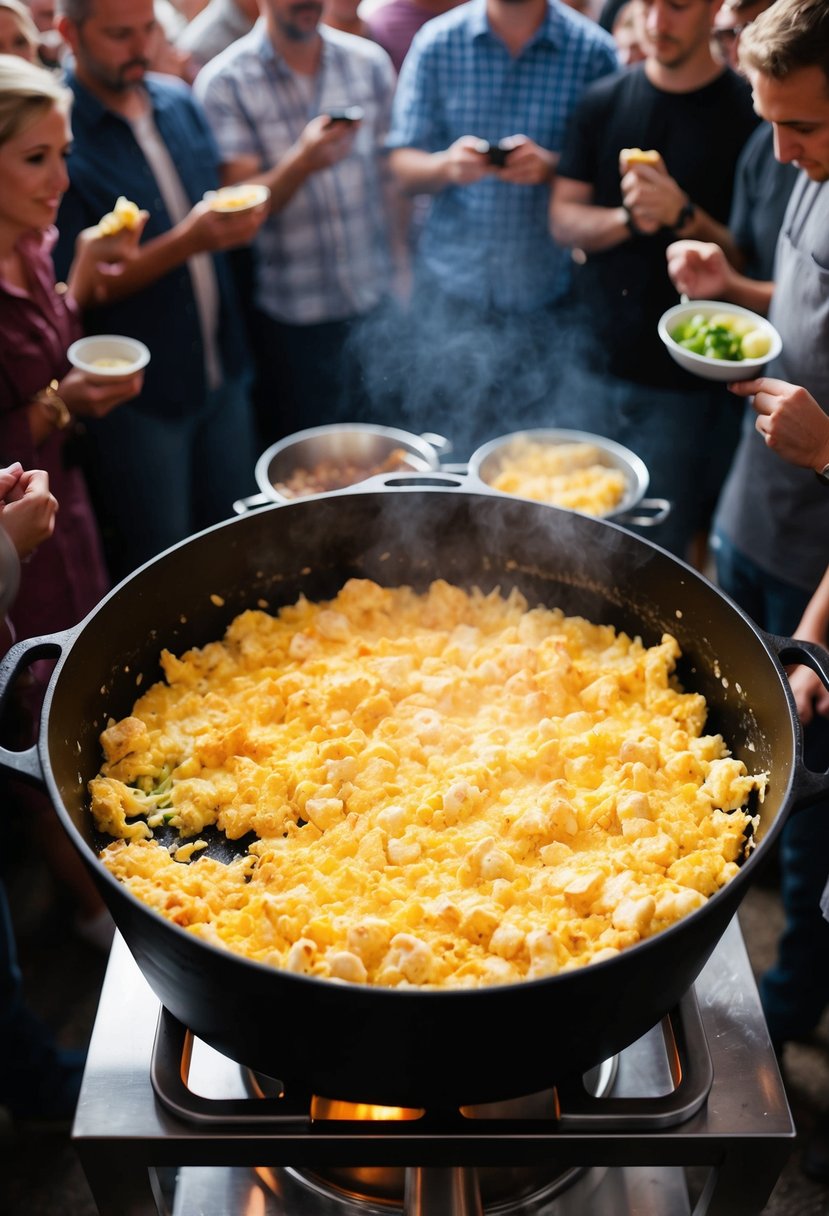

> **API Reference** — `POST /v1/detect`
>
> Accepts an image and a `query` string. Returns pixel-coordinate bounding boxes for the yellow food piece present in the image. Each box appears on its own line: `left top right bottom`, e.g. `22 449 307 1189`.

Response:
207 185 263 211
90 580 766 988
490 440 627 515
90 356 134 370
96 196 141 236
740 329 772 360
620 147 661 166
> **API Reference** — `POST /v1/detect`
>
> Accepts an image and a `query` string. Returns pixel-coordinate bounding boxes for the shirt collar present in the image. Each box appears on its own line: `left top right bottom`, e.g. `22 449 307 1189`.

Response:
63 68 171 129
469 0 562 50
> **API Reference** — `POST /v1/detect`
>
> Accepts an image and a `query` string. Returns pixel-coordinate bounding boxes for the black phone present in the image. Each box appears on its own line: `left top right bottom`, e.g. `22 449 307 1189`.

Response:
326 106 364 125
487 140 513 167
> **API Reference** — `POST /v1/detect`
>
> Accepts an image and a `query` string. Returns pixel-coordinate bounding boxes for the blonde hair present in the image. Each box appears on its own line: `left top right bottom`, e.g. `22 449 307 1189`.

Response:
0 0 39 55
0 52 69 146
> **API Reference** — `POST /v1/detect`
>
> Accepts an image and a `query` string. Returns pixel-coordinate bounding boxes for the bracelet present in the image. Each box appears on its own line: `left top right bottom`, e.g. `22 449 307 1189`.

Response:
32 379 71 430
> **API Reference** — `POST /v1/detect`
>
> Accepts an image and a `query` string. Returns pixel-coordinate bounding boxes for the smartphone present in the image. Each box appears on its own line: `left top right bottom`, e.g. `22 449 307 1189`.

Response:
326 106 364 125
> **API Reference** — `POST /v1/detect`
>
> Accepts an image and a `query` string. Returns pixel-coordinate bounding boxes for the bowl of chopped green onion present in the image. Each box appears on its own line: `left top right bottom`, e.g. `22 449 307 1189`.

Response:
658 300 782 382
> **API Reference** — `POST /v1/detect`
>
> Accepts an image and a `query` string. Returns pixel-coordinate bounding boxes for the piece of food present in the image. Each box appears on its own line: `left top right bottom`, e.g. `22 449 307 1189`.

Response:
620 147 661 166
95 196 141 237
489 440 627 515
669 312 773 362
90 579 766 989
274 448 417 498
89 356 135 370
207 184 266 212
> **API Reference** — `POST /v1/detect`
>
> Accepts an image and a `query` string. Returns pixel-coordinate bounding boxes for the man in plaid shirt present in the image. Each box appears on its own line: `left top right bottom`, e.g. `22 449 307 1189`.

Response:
195 0 399 443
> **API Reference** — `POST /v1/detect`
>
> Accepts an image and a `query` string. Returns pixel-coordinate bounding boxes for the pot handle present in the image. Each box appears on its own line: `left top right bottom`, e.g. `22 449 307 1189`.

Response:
0 630 72 787
419 431 453 458
232 491 273 515
614 497 672 528
764 633 829 809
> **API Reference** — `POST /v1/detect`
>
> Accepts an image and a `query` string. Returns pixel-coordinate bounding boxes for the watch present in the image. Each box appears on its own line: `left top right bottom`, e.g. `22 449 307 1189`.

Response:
673 198 696 231
816 463 829 486
33 379 71 430
623 204 640 236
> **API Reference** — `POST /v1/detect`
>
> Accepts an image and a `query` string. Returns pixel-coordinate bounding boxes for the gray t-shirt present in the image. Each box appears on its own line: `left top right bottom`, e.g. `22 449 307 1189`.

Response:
716 175 829 593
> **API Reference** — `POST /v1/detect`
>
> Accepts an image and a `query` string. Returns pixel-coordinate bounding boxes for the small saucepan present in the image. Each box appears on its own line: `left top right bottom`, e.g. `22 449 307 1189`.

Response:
467 428 670 528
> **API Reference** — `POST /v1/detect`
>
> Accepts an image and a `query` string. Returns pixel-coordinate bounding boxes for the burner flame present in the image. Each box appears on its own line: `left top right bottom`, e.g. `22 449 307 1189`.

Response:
310 1096 424 1121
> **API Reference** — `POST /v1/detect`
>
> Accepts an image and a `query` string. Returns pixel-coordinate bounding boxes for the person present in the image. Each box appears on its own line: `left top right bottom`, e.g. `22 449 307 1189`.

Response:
666 0 829 1181
384 0 618 456
0 52 147 952
176 0 258 71
0 0 38 58
53 0 268 580
711 0 797 282
598 0 645 66
365 0 461 73
549 0 759 562
194 0 401 444
0 464 86 1125
322 0 370 39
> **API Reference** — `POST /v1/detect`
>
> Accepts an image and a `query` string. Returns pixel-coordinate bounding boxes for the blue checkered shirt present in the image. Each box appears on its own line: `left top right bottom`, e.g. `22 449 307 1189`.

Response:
195 21 395 324
386 0 618 312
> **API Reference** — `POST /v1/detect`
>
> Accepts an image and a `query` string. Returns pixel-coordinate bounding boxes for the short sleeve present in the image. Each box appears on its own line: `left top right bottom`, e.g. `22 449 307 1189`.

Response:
385 34 444 152
195 65 262 165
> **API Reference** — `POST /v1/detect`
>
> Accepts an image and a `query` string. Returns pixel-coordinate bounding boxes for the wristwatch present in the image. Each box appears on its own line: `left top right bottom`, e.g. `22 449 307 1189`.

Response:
673 198 696 231
623 204 640 236
816 463 829 486
33 379 71 430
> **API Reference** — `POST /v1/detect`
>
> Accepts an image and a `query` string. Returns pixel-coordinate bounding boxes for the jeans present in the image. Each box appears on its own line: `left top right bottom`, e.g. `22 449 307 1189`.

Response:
550 370 742 561
84 375 258 581
715 530 829 1045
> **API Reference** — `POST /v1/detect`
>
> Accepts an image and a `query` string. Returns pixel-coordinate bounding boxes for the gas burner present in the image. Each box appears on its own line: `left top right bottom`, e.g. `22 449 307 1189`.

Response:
248 1063 616 1213
72 921 795 1216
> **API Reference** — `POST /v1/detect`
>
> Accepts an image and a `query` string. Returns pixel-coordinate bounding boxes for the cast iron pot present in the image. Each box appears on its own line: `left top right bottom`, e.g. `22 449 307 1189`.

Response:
2 481 828 1107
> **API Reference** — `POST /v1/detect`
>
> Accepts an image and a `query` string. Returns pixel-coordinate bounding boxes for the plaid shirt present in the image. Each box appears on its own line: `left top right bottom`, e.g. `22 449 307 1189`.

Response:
195 21 395 324
387 0 618 312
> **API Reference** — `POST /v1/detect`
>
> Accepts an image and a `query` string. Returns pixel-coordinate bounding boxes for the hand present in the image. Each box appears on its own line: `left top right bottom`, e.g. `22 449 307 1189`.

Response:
72 211 150 305
296 113 360 173
57 368 144 419
183 197 269 255
0 465 58 558
621 161 684 234
442 136 493 186
496 136 558 186
666 239 732 300
788 663 829 725
729 378 829 470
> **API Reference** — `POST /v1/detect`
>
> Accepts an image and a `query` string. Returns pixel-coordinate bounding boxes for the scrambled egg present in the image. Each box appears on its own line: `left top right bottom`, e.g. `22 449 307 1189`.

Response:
90 580 766 989
488 440 628 515
95 195 141 237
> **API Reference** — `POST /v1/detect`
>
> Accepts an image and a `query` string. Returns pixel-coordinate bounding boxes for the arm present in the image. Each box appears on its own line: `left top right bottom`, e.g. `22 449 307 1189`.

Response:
788 562 829 724
665 240 774 316
388 139 491 196
550 176 634 254
620 160 741 263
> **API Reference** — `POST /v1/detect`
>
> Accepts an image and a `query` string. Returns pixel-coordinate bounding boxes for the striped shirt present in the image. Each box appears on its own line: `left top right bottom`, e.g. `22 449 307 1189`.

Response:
195 20 395 324
386 0 618 312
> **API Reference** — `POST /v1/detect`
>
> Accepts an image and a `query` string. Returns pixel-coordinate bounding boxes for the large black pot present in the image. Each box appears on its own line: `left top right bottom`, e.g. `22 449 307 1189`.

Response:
2 482 828 1107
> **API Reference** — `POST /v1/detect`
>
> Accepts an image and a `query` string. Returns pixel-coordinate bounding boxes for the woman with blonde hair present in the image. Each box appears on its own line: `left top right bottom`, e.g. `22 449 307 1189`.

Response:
0 0 38 60
0 56 145 1121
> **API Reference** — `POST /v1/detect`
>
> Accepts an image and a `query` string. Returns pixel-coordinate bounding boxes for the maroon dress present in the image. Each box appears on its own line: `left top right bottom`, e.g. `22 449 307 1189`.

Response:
0 227 109 646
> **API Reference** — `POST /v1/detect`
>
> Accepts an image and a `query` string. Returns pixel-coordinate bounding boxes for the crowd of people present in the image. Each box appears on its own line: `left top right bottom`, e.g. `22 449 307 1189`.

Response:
1 0 829 1183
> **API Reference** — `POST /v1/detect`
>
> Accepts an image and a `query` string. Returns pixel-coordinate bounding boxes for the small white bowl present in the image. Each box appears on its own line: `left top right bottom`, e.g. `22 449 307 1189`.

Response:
203 183 271 214
67 335 150 380
658 300 782 382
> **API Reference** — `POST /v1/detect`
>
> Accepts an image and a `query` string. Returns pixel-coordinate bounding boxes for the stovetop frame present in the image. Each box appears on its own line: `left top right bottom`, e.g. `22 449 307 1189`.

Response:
73 916 794 1216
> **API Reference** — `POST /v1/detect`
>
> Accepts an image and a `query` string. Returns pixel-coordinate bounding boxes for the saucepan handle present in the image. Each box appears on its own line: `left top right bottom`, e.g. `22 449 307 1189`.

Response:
232 491 274 515
763 633 829 809
614 497 672 527
343 471 470 492
419 431 453 458
0 630 72 787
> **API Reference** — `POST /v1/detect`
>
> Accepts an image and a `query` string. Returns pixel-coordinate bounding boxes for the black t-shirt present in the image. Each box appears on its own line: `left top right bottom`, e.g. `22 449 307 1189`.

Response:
557 65 759 388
